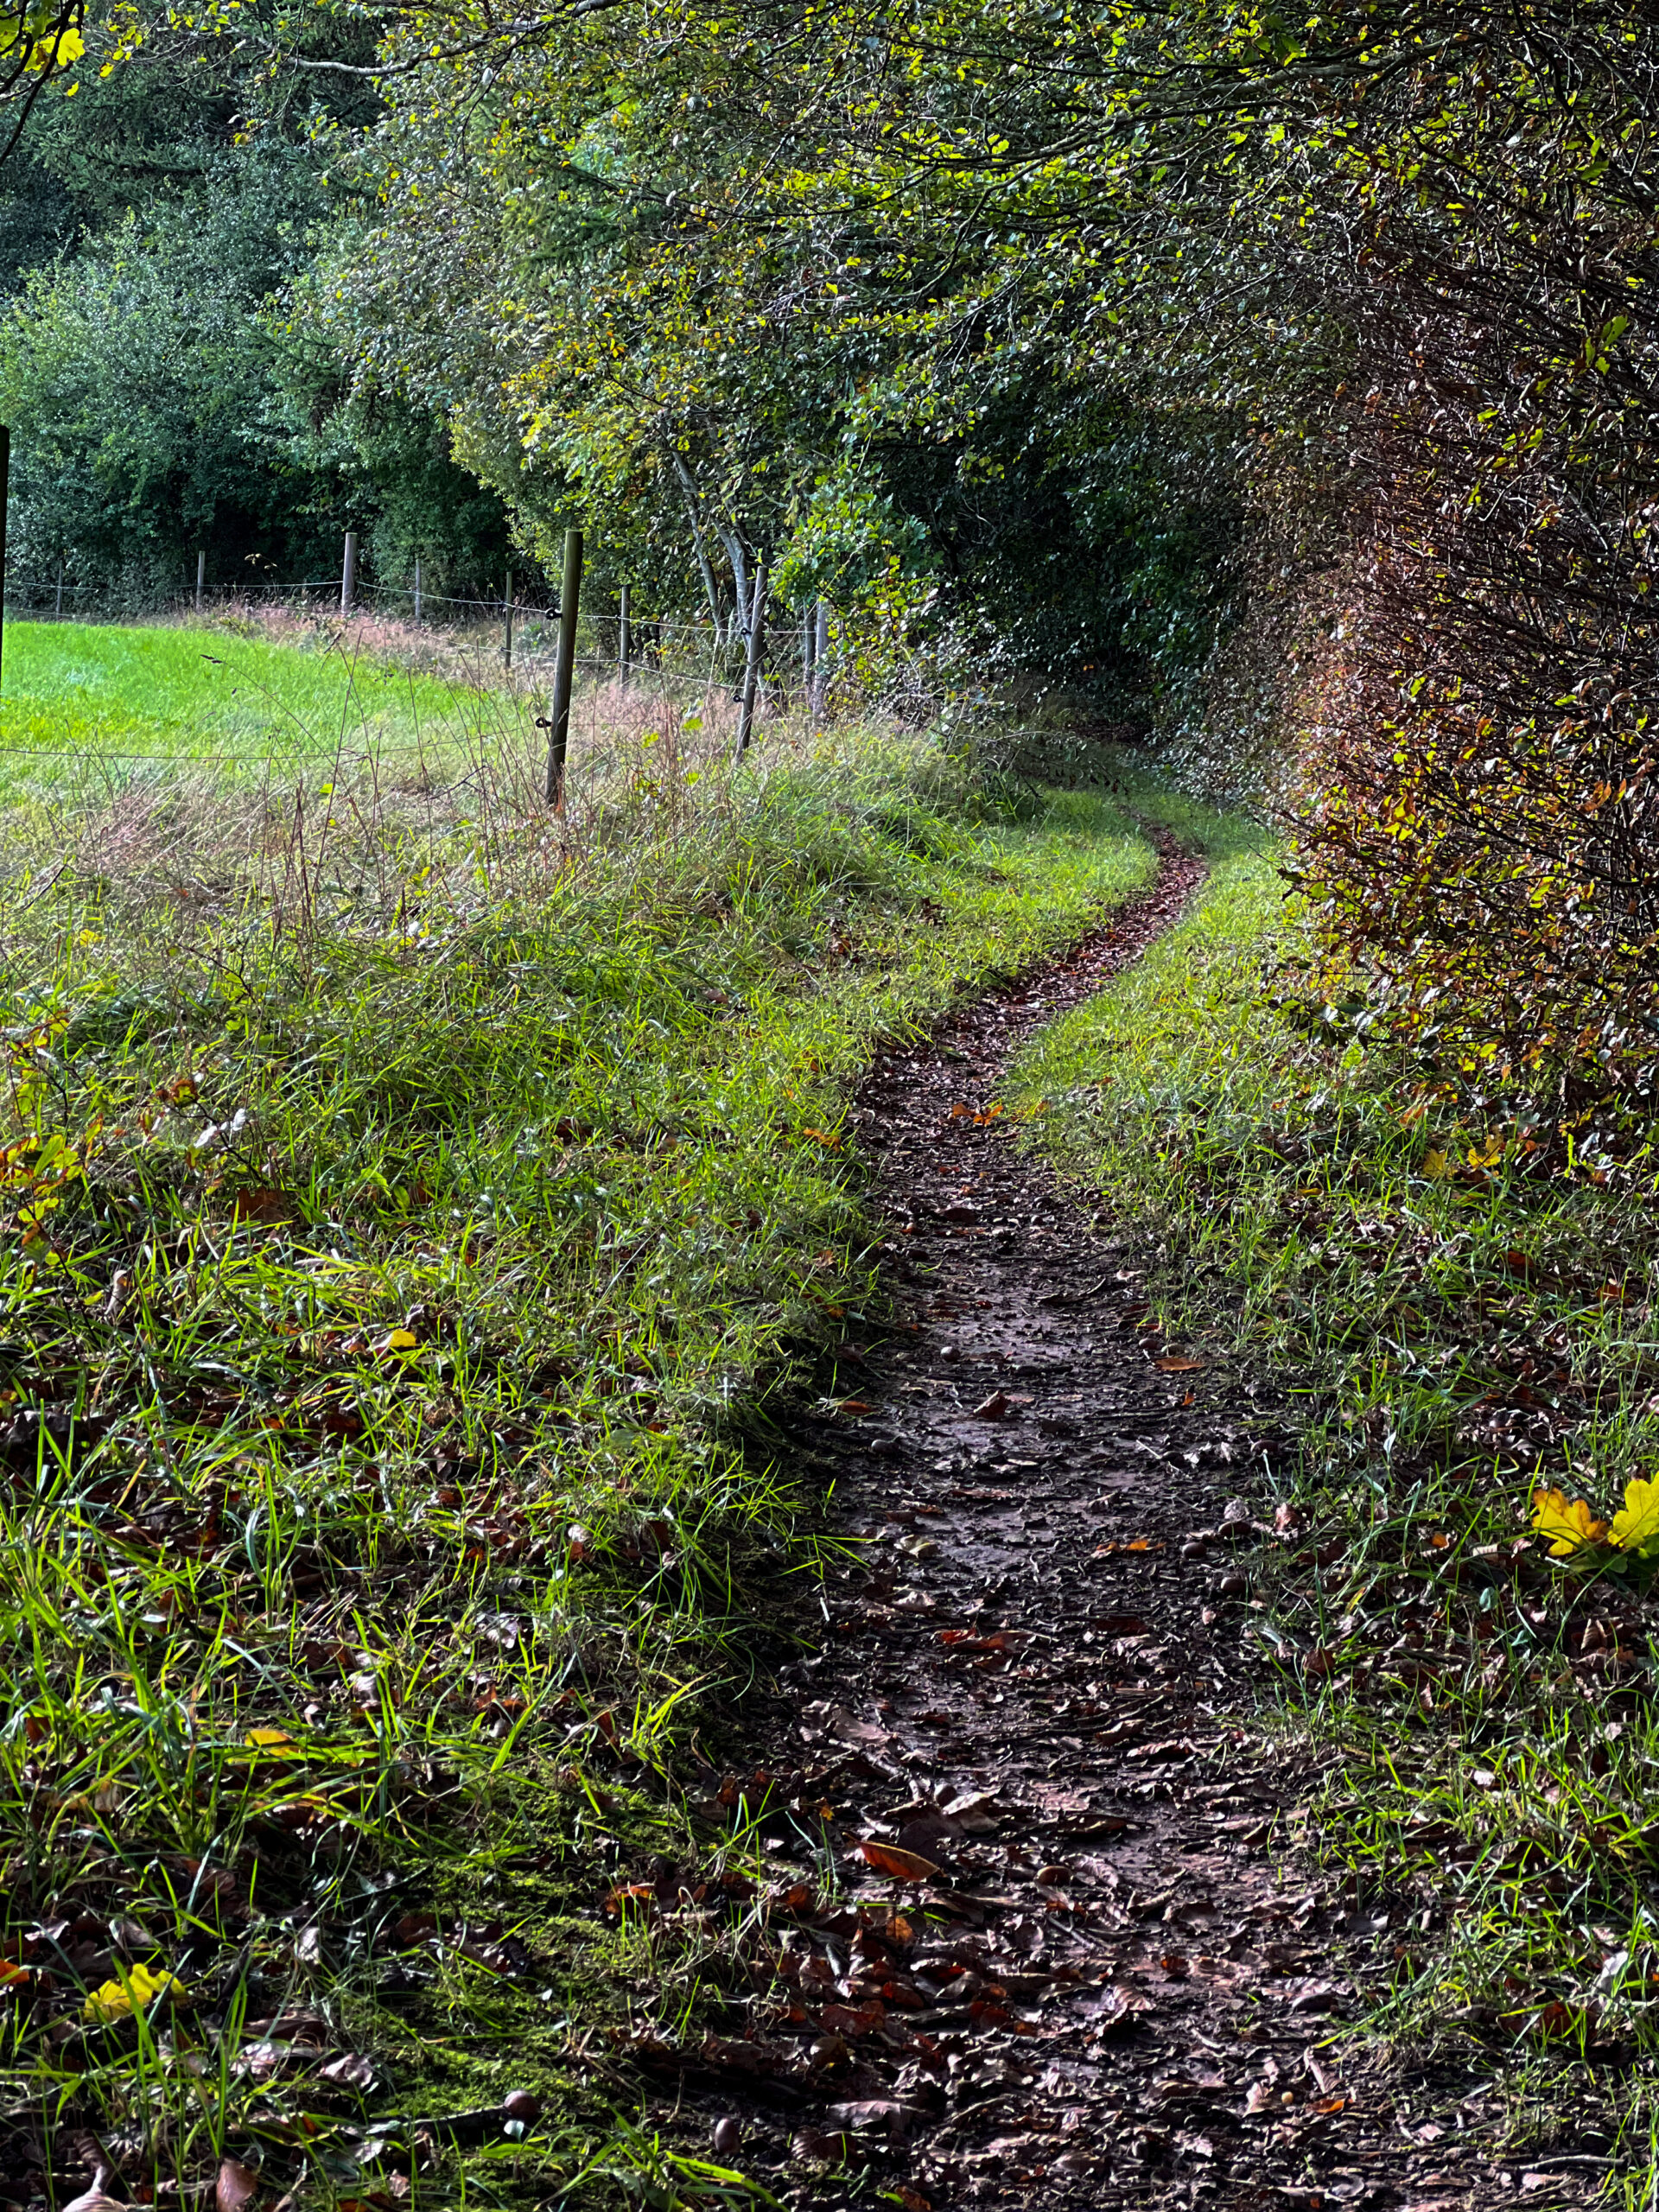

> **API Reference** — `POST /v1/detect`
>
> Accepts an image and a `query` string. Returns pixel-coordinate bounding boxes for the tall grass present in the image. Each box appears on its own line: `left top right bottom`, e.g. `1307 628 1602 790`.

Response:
0 675 1155 2203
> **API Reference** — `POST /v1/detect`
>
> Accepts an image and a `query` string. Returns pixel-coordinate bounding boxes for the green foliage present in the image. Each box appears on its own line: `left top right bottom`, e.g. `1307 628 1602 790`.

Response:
1 182 327 595
288 0 1249 704
0 17 518 606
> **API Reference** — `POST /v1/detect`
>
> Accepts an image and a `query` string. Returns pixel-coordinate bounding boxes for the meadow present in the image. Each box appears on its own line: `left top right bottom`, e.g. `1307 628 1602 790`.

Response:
0 618 486 796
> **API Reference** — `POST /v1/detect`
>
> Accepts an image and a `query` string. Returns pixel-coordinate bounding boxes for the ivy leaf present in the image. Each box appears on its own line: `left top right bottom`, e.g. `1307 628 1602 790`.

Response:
1530 1486 1610 1556
1609 1477 1659 1556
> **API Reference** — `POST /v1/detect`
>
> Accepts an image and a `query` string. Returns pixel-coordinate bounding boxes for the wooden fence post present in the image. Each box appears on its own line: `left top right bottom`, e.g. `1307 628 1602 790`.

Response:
504 570 515 670
802 601 816 707
195 550 205 613
340 531 358 615
0 427 9 699
543 526 583 808
54 557 63 618
618 581 631 685
413 557 423 626
812 601 829 720
735 558 768 758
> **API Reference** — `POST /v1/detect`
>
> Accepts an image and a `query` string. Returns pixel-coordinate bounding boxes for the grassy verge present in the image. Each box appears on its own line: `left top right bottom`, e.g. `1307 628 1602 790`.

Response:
1004 779 1659 2192
0 725 1154 2205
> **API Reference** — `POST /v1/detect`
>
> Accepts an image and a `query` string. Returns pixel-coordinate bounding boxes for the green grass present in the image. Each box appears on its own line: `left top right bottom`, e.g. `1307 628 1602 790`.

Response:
0 725 1154 2204
0 619 481 792
1004 776 1659 2190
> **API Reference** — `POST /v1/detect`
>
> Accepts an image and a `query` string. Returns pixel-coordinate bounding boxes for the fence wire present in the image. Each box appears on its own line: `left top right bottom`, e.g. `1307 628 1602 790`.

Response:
0 573 840 775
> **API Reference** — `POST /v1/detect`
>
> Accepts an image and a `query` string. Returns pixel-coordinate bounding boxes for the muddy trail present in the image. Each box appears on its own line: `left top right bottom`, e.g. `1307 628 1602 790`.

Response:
626 849 1560 2212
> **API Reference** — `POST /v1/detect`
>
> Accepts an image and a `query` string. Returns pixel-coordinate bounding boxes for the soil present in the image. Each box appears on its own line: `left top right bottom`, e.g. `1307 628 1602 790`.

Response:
620 850 1581 2211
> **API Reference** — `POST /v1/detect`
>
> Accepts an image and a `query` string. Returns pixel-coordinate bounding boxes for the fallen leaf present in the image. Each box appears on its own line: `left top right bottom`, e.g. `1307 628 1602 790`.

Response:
321 2052 377 2091
971 1391 1010 1420
1610 1476 1659 1556
245 1728 299 1757
217 2160 260 2212
1154 1357 1203 1372
791 2128 850 2164
855 1839 940 1882
829 2098 910 2138
1530 1485 1610 1556
828 1708 890 1747
83 1961 185 2022
232 1185 296 1224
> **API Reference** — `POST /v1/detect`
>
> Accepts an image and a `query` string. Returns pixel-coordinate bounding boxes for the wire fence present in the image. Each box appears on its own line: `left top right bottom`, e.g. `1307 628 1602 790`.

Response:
0 564 847 779
0 570 837 690
0 569 826 645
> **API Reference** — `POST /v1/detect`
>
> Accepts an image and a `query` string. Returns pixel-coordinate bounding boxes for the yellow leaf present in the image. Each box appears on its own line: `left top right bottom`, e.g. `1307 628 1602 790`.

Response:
1530 1486 1610 1557
1422 1149 1450 1179
83 1961 185 2022
1610 1477 1659 1556
375 1329 419 1354
245 1727 299 1756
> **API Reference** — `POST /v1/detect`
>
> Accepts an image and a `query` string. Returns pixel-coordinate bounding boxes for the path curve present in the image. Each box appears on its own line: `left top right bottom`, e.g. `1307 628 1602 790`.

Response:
637 845 1513 2212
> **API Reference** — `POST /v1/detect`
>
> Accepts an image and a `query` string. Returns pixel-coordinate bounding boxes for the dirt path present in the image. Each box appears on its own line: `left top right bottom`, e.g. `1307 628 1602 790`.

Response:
636 851 1549 2211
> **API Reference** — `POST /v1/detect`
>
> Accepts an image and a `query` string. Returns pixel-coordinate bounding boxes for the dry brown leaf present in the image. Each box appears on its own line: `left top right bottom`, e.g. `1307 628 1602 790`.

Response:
320 2051 377 2090
792 2128 851 2165
217 2162 260 2212
855 1839 940 1881
1154 1357 1203 1372
828 2097 910 2138
232 1185 296 1224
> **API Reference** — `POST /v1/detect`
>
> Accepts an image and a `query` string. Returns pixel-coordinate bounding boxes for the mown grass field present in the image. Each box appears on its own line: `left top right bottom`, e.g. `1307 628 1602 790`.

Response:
1007 790 1659 2194
0 620 487 799
0 620 1163 2205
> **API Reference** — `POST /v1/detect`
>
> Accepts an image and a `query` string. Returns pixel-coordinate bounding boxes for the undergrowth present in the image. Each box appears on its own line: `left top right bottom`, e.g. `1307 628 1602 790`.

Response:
1005 779 1659 2198
0 721 1154 2205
